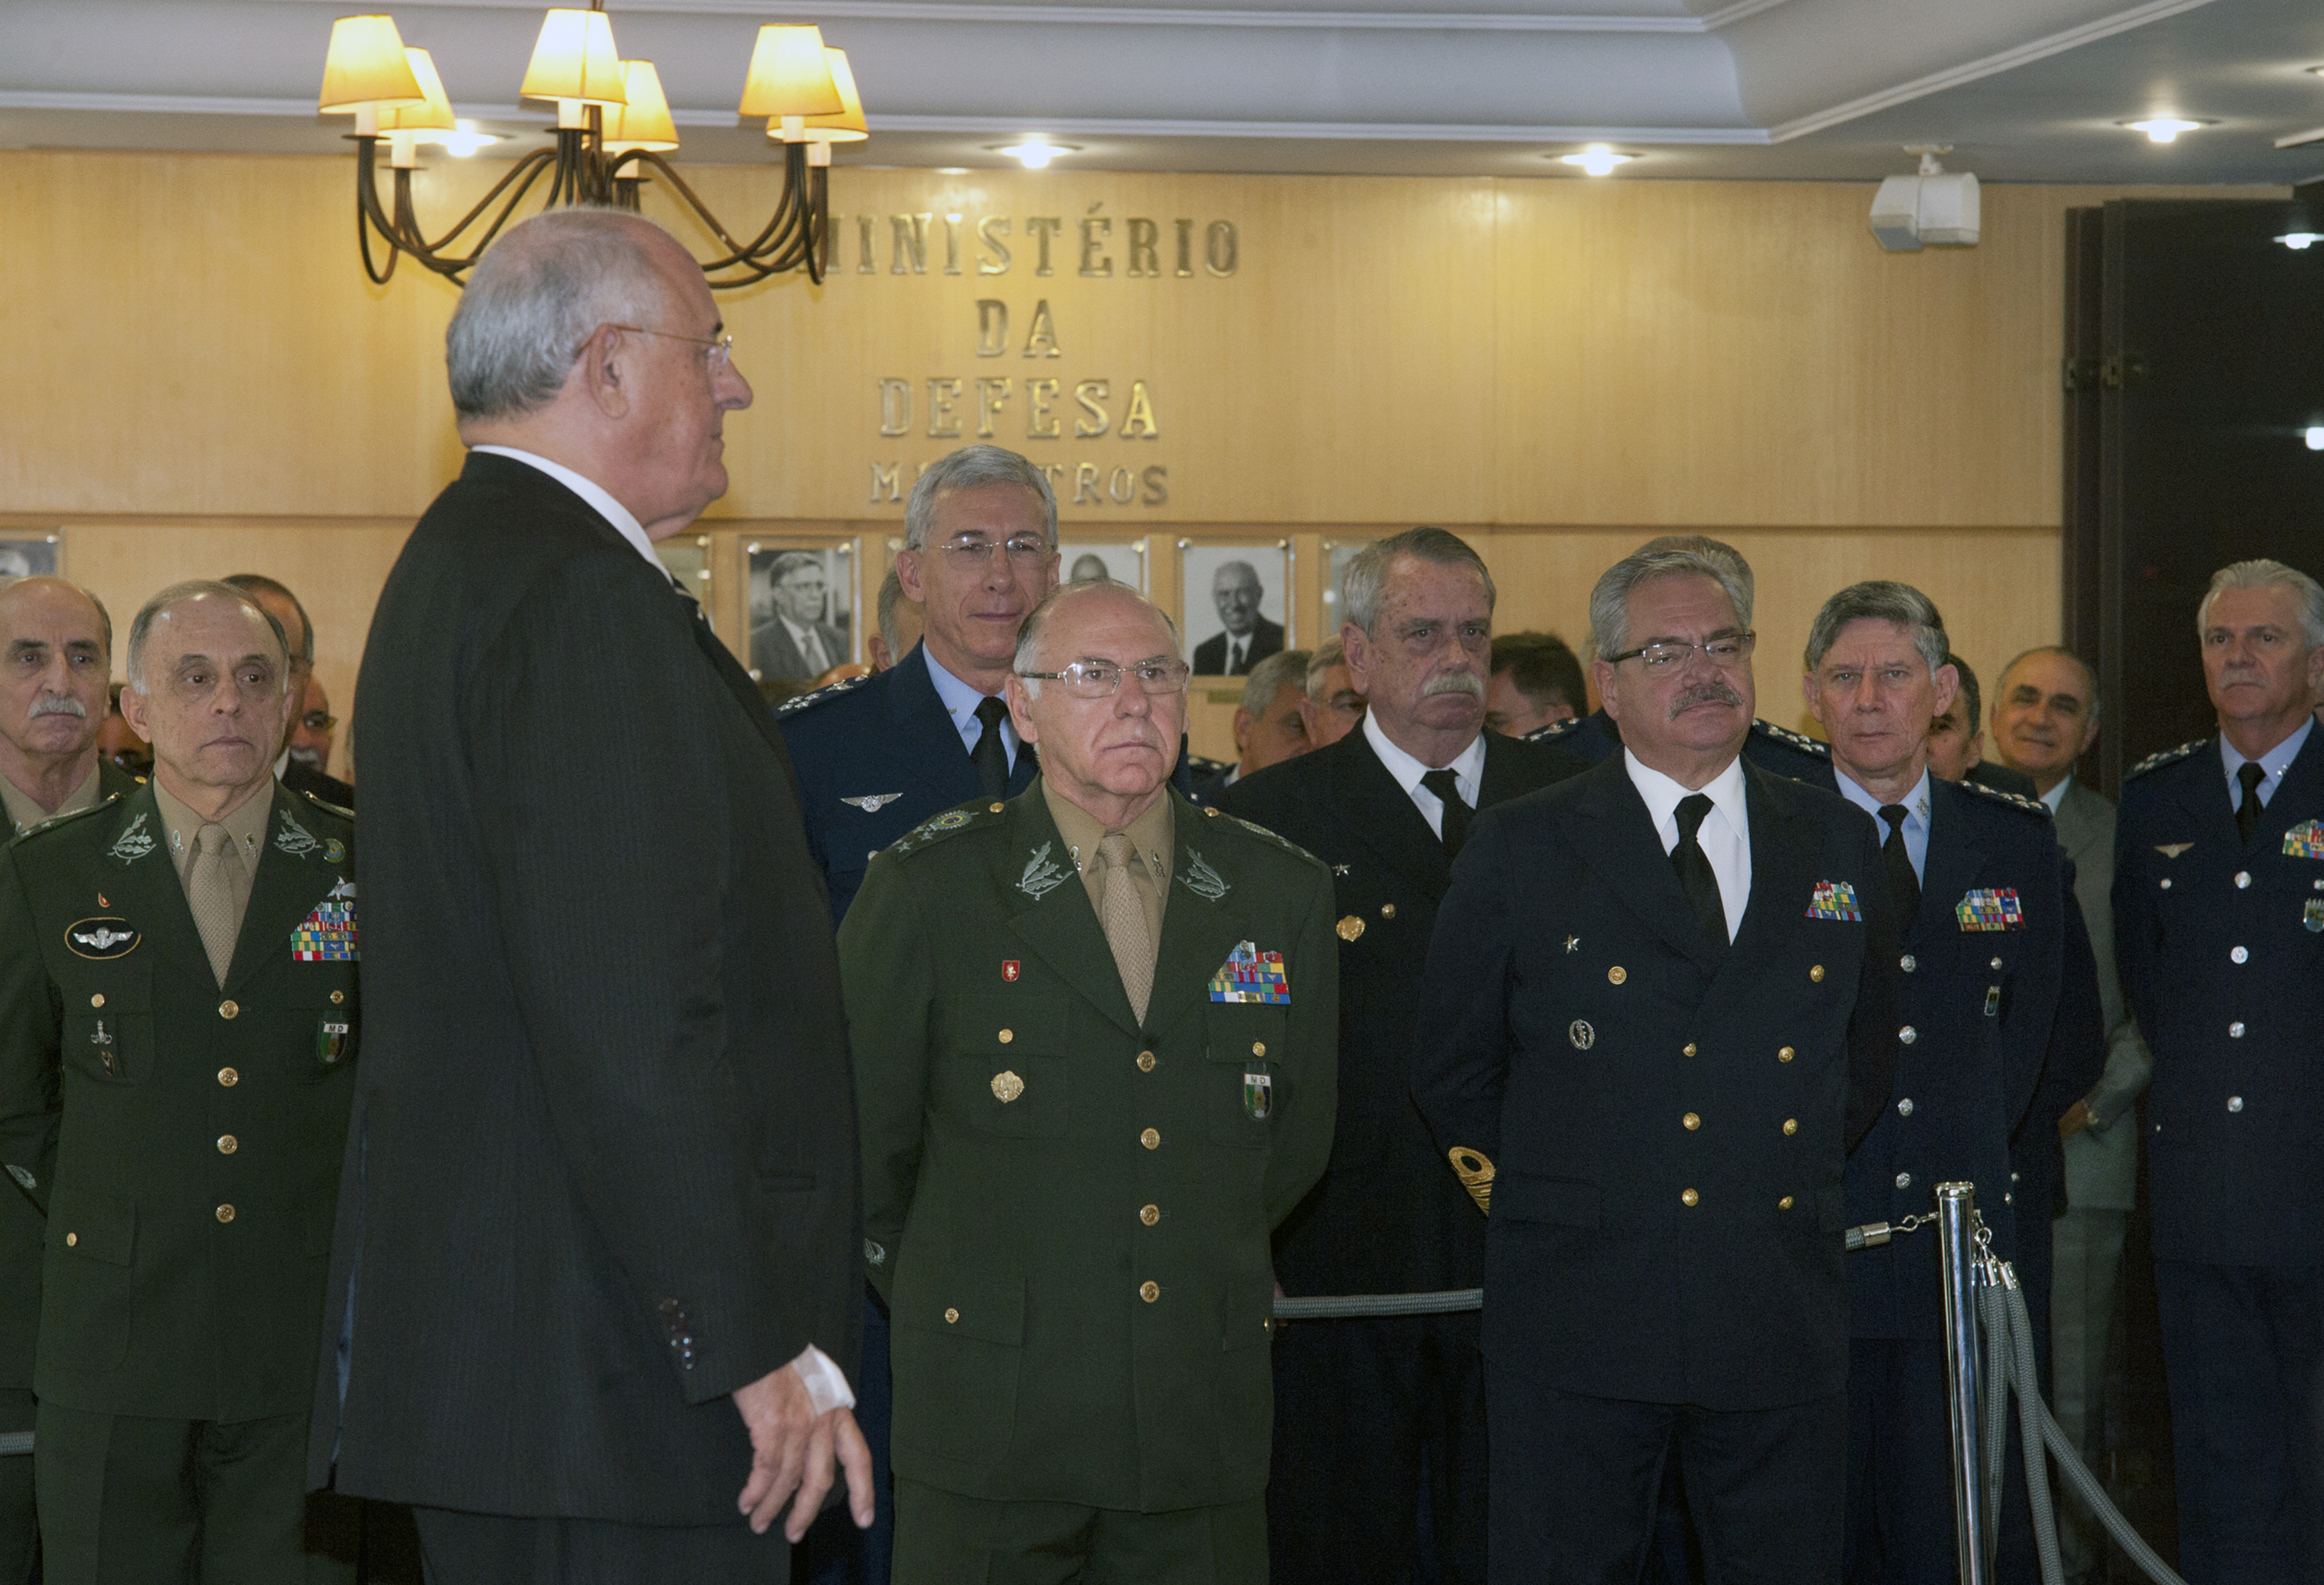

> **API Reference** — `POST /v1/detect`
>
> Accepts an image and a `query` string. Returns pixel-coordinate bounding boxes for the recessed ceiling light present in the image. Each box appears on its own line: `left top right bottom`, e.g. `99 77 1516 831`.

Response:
989 141 1079 169
2120 118 2213 143
936 167 969 175
2278 231 2324 250
2306 426 2324 450
1557 145 1634 177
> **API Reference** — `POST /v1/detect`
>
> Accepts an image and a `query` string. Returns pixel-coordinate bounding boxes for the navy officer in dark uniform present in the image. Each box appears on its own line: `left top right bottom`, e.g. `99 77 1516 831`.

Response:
1414 541 1901 1583
777 443 1058 1584
2114 557 2324 1585
1795 581 2102 1585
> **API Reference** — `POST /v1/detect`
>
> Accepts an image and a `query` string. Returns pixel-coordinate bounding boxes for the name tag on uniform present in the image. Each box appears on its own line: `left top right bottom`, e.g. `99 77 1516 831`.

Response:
1210 941 1289 1004
1956 888 2024 932
2283 821 2324 859
1806 880 1862 922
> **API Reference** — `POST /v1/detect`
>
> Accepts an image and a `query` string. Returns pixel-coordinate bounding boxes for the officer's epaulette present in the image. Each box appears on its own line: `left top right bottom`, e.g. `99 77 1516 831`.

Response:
890 797 1008 857
1752 718 1831 759
1185 754 1232 777
1524 717 1581 743
774 673 872 720
1957 778 2050 819
2126 737 2206 782
14 790 127 843
1199 804 1328 870
292 787 354 821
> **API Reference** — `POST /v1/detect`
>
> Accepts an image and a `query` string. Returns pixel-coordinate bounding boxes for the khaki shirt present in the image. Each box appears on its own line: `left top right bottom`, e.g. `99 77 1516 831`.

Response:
151 777 272 934
0 761 104 836
1042 780 1172 977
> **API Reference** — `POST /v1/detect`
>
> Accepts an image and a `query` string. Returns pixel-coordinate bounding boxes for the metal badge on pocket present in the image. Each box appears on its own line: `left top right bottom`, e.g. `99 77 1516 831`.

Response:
1243 1070 1272 1120
317 1021 351 1065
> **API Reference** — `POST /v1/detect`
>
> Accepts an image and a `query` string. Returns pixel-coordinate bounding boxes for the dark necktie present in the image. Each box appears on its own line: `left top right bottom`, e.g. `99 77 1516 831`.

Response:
1420 768 1470 858
971 696 1011 799
1879 804 1922 920
2235 760 2266 845
1672 793 1728 946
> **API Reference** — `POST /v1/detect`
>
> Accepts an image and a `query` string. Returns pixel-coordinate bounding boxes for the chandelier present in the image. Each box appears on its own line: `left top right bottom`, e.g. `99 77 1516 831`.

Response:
317 5 865 289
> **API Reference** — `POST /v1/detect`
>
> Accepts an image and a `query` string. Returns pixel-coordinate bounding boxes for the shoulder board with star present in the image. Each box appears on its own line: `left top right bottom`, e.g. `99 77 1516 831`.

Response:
12 790 129 845
1203 805 1328 871
2125 737 2206 782
1957 778 2050 820
774 673 872 720
1752 719 1831 758
1185 754 1232 777
889 797 1010 858
1524 717 1582 743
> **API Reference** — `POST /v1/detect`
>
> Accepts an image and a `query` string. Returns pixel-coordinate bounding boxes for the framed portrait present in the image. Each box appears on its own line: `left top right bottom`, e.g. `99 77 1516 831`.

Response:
1059 539 1149 592
743 538 858 684
1320 538 1373 637
0 535 61 582
654 534 712 606
1178 540 1292 677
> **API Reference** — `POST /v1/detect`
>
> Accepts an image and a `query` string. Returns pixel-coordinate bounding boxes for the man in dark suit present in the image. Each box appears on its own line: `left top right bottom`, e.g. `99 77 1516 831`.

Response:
1925 649 2038 799
1794 583 2102 1585
1219 528 1584 1585
752 551 851 682
1413 541 1901 1583
221 576 355 809
1192 561 1284 676
313 209 870 1582
2114 558 2324 1585
1194 647 1310 803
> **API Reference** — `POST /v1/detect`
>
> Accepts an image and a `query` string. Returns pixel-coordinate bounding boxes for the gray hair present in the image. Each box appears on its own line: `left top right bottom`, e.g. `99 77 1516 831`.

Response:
1240 649 1311 721
1803 580 1950 675
2199 558 2324 648
125 580 290 695
1588 546 1755 661
1998 645 2102 728
1012 578 1177 689
876 567 910 658
904 445 1058 550
766 551 823 584
446 209 673 423
1339 527 1497 638
1305 638 1345 697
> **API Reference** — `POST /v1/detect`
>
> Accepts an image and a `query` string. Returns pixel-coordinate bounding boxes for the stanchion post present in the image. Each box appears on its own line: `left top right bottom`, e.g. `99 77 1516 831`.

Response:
1935 1181 1987 1585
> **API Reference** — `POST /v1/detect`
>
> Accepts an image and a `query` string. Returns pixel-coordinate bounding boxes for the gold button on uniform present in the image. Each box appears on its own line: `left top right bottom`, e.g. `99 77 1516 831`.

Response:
1380 904 1396 919
1139 1205 1159 1226
217 1067 238 1087
329 989 345 1006
998 1029 1014 1044
1137 1050 1156 1072
1140 1127 1160 1149
1682 1112 1701 1131
1139 1280 1161 1302
217 1135 238 1155
1681 1189 1699 1207
1782 1118 1798 1135
988 803 1005 813
218 1000 238 1020
1683 1043 1697 1057
944 1307 959 1324
1809 965 1825 983
64 1232 76 1247
1778 1046 1795 1063
215 1205 235 1224
1779 1195 1795 1209
1252 1041 1266 1057
89 993 104 1009
1608 966 1627 985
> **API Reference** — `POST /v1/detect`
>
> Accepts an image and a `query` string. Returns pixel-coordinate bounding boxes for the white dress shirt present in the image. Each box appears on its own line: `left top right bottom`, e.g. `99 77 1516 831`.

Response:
924 645 1021 770
2040 774 2072 815
1363 712 1485 841
1832 766 1933 884
465 445 856 1416
2220 714 2313 813
1623 749 1752 941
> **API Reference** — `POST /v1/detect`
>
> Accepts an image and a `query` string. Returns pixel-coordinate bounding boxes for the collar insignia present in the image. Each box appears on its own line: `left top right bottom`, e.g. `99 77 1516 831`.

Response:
274 808 321 857
1017 841 1068 900
108 812 155 865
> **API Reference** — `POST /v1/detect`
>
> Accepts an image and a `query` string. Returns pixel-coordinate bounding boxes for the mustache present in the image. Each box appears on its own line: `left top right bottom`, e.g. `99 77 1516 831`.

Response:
1423 671 1484 700
1668 681 1744 718
29 695 86 720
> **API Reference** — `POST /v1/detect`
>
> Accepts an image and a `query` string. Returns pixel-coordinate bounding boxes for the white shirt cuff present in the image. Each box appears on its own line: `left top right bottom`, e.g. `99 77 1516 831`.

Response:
790 1344 855 1414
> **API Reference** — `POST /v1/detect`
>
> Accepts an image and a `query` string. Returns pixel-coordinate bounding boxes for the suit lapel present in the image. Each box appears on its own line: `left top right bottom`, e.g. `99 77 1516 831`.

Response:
1145 795 1272 1034
999 793 1144 1036
1565 758 1726 974
1722 764 1813 975
99 786 216 993
1329 731 1452 900
226 787 338 995
888 645 1040 801
1914 781 1988 946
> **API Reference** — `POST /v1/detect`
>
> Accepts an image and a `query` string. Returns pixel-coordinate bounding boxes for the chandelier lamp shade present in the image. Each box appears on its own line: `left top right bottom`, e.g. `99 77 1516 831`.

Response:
317 5 861 288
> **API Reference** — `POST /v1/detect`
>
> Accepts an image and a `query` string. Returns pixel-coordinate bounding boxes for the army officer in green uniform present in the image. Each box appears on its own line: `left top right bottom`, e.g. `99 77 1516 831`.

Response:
842 579 1338 1584
0 581 358 1585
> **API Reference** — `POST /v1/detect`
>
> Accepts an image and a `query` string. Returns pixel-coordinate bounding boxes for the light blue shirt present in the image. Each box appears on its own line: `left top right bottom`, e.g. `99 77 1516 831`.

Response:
1835 765 1933 882
2220 715 2312 812
924 645 1020 770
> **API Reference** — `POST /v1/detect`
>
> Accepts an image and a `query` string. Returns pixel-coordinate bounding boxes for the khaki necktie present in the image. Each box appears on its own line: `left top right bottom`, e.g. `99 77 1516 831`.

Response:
189 823 241 985
1099 831 1155 1023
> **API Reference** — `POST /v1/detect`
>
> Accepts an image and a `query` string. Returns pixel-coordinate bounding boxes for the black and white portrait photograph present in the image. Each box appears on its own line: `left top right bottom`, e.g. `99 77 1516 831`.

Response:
1060 541 1147 592
1321 539 1373 634
746 541 855 683
1179 541 1291 677
0 537 60 583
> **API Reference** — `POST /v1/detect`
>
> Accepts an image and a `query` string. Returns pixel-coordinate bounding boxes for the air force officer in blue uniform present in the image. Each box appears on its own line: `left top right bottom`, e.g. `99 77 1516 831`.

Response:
1795 582 2103 1585
2114 558 2324 1585
1414 543 1902 1584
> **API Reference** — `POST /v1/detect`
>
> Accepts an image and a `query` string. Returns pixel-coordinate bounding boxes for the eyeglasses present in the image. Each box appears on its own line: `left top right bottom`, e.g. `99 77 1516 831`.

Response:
937 535 1053 568
301 711 338 732
593 324 736 371
1603 631 1757 671
1019 659 1193 698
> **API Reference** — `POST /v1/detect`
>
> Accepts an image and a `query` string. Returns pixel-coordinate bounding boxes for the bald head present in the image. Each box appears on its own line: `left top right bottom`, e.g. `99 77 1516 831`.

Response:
0 576 114 785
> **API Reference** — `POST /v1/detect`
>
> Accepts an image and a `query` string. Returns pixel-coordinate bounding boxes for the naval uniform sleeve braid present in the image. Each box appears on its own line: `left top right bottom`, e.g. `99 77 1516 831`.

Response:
1262 855 1340 1230
1409 813 1519 1180
836 848 939 1309
469 554 797 1405
0 846 62 1216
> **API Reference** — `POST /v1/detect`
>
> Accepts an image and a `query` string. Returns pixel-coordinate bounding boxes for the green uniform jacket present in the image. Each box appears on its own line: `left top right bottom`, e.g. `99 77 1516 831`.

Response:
0 781 357 1424
0 759 141 1429
841 784 1339 1513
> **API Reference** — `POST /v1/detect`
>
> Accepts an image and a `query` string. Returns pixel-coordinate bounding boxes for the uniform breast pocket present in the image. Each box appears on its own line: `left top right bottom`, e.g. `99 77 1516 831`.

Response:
941 995 1070 1138
61 965 155 1086
1206 1002 1287 1148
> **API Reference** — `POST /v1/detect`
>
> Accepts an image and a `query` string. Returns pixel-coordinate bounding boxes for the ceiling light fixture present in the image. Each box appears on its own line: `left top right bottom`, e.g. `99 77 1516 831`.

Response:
2278 231 2324 250
317 7 868 288
1869 145 1979 252
2306 426 2324 451
2121 118 2212 143
993 141 1077 169
1557 145 1633 177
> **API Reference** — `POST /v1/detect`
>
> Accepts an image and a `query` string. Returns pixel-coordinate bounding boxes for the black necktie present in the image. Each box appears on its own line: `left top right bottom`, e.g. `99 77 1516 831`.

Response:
2236 761 2266 845
1672 793 1728 946
971 696 1011 800
1421 768 1470 858
1880 804 1921 920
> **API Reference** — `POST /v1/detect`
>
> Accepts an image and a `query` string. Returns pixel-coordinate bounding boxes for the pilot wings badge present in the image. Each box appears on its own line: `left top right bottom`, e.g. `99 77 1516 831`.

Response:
843 793 904 814
107 813 155 865
1017 841 1068 901
64 917 139 959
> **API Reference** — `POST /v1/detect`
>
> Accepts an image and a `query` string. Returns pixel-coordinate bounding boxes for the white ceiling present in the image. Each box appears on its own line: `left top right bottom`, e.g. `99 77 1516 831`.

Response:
4 0 2323 182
